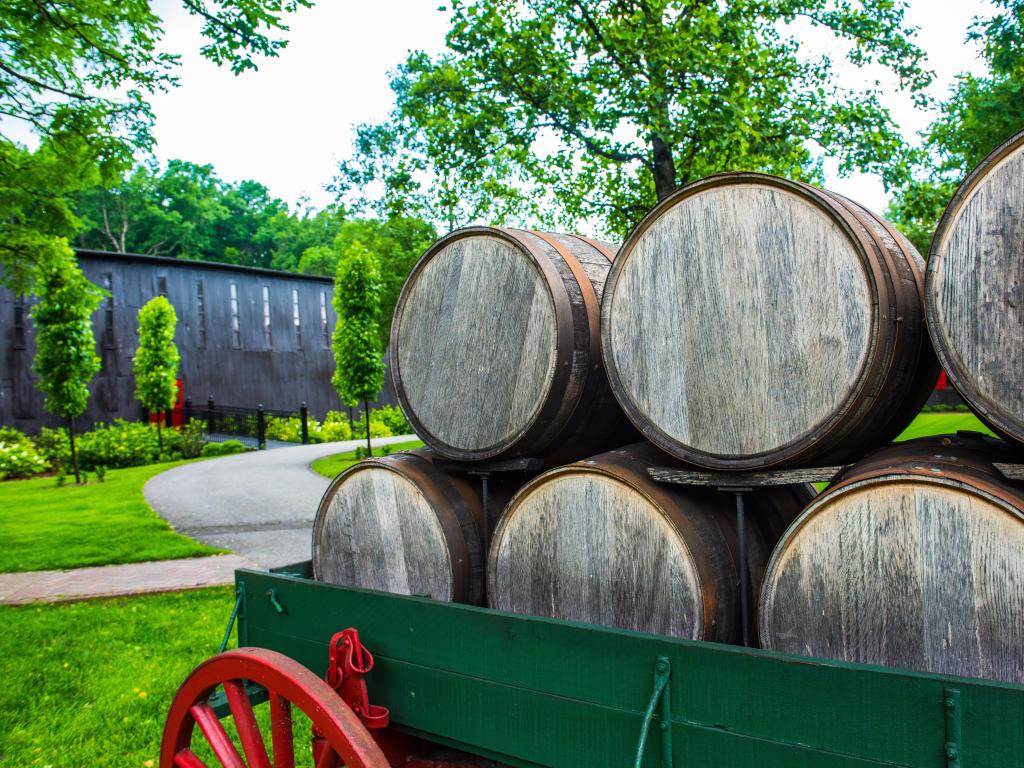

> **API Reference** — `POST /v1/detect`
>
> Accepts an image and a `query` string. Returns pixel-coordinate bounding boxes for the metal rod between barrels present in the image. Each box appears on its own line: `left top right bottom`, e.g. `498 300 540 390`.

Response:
735 490 750 648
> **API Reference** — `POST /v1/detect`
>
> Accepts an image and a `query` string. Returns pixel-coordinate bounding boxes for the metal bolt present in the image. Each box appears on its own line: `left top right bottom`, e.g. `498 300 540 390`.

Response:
944 698 956 710
945 744 959 761
656 660 668 673
659 722 668 732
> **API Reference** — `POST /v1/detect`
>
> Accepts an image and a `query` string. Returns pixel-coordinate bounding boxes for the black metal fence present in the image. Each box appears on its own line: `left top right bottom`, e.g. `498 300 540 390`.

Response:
182 397 310 449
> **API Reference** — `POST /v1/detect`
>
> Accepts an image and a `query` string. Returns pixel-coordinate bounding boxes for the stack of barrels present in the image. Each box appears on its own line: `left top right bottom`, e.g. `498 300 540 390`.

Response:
313 130 1024 683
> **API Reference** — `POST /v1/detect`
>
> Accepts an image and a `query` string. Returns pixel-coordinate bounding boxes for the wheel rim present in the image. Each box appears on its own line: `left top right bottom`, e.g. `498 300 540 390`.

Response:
160 647 389 768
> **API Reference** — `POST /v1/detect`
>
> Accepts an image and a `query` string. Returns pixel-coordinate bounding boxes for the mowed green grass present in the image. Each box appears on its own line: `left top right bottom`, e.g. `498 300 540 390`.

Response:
0 461 222 573
0 588 235 768
894 411 995 442
311 439 425 479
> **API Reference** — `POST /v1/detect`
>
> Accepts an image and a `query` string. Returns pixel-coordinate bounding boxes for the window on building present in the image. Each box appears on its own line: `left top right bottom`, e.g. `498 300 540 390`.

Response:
12 297 26 349
157 275 168 297
230 282 241 348
319 291 330 347
262 285 272 348
196 281 207 347
292 288 302 349
102 273 115 348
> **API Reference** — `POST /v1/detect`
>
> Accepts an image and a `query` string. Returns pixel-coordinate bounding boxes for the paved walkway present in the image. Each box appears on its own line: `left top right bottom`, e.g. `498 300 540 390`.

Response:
0 436 416 605
144 435 417 568
0 554 256 605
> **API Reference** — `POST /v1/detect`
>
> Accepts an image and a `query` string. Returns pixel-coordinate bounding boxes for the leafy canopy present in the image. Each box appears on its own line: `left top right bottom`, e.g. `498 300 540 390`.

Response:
0 0 310 292
338 0 931 237
888 0 1024 254
331 245 385 407
30 253 103 420
133 297 181 415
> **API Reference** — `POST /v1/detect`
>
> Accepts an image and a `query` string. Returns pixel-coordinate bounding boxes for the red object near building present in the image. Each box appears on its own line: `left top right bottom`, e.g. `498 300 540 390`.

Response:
150 379 184 427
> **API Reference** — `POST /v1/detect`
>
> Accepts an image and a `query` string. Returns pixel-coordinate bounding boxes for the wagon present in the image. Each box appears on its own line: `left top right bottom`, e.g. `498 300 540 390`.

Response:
160 556 1024 768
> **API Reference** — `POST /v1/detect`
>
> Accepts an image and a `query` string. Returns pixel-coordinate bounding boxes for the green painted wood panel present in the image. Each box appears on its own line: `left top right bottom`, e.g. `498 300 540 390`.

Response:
237 567 1024 768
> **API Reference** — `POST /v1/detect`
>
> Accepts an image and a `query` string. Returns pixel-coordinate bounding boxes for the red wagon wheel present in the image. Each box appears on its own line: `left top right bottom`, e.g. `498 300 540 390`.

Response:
160 647 389 768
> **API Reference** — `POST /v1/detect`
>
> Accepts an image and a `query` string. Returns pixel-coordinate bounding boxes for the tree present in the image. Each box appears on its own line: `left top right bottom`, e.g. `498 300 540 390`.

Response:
331 244 385 455
133 297 181 453
30 253 103 483
888 0 1024 253
1 0 310 292
337 0 930 237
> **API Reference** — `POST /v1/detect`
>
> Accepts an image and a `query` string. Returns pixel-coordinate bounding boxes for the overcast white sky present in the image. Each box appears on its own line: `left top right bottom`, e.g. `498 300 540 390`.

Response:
146 0 995 224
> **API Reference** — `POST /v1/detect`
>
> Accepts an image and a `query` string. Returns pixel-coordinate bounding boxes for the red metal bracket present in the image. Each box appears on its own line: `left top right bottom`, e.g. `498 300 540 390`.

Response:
326 628 390 729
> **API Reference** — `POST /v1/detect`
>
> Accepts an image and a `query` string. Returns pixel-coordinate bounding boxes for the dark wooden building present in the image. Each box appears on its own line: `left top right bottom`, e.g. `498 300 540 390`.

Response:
0 250 394 434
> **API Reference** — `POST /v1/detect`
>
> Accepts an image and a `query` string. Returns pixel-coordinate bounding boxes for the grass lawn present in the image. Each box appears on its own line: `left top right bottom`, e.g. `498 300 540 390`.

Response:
0 588 248 768
311 439 425 479
894 411 995 442
0 460 223 574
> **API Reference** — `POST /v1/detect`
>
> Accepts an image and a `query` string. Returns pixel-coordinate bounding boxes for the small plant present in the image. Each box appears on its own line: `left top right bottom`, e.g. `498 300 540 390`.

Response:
0 441 50 480
200 440 247 457
353 446 369 460
55 468 67 487
94 464 107 483
177 419 206 459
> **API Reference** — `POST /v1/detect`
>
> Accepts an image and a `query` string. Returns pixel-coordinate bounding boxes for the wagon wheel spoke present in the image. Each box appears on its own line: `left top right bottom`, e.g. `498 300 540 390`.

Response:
224 681 272 768
268 693 294 768
173 750 211 768
190 702 247 768
161 648 388 768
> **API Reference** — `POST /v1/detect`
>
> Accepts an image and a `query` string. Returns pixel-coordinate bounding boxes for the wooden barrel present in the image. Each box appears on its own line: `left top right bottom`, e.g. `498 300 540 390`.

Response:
312 449 515 604
927 130 1024 446
487 443 814 641
601 172 938 470
391 226 635 465
760 434 1024 683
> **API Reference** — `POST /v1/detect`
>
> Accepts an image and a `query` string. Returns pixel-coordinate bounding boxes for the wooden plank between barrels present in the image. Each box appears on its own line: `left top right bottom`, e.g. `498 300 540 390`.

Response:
649 466 845 487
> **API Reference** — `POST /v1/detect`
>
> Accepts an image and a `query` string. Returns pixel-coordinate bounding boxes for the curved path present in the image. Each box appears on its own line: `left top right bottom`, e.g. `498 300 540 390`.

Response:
144 436 417 568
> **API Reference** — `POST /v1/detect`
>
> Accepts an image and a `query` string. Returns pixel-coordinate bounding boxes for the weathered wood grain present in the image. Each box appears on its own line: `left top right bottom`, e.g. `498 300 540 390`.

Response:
929 131 1024 445
649 466 844 487
396 234 557 452
312 450 487 604
392 227 634 464
487 443 813 642
760 438 1024 683
601 173 935 470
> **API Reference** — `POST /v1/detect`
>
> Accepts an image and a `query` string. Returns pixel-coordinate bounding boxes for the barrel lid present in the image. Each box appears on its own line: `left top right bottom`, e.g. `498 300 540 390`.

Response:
487 464 706 639
927 130 1024 444
760 468 1024 682
602 172 878 466
392 227 560 459
312 459 454 600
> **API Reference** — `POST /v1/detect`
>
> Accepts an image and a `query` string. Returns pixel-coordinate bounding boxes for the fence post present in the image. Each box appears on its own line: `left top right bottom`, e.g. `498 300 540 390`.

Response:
257 404 266 450
300 402 309 445
207 395 216 434
184 396 192 425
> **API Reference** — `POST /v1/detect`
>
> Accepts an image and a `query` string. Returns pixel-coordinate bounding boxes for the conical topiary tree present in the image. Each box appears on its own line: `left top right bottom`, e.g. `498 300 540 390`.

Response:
31 252 103 484
133 296 180 453
331 241 385 456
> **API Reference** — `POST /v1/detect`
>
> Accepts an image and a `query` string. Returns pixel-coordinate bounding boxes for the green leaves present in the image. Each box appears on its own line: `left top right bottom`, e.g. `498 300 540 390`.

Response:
30 253 103 420
133 297 180 415
331 246 385 407
339 0 929 238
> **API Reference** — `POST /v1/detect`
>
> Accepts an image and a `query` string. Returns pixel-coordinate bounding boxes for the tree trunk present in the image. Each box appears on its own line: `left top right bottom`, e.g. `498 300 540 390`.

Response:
68 416 81 485
651 135 677 201
364 401 372 456
157 418 164 454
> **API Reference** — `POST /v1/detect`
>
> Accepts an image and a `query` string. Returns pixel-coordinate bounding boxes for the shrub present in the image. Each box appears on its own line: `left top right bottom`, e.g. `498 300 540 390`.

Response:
372 405 411 436
351 416 392 440
34 427 71 470
177 419 206 459
76 420 168 470
201 440 247 457
317 413 352 443
265 415 306 443
0 441 49 480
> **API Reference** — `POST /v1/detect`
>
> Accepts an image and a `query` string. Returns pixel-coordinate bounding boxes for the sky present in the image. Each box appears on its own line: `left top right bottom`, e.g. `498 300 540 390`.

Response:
146 0 996 224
